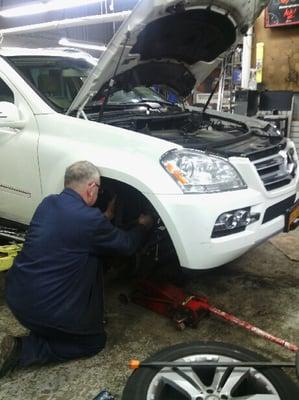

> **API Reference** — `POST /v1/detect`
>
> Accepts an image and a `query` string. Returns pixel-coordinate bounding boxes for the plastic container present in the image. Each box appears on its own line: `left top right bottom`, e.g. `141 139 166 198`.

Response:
0 244 23 272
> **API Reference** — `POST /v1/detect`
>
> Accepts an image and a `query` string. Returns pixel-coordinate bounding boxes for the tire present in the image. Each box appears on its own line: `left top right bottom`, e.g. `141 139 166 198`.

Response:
122 341 299 400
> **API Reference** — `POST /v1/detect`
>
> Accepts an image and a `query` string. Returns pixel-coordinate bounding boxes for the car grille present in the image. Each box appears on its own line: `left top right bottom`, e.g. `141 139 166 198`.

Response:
253 148 297 191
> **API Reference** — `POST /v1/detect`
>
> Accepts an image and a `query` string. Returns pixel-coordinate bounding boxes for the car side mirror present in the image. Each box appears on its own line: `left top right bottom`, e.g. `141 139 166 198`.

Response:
0 101 26 130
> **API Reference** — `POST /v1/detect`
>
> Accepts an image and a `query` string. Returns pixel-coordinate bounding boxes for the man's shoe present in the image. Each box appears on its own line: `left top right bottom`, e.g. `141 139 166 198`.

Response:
0 334 21 378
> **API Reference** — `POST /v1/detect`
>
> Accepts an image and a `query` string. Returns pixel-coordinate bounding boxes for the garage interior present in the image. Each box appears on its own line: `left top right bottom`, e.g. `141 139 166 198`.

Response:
0 1 298 399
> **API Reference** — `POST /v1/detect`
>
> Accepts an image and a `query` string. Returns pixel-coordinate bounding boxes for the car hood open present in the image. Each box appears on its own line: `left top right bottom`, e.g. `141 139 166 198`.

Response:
67 0 268 114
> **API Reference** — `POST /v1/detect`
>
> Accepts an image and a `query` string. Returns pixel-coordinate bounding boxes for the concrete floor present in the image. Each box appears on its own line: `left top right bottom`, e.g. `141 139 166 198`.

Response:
0 230 298 400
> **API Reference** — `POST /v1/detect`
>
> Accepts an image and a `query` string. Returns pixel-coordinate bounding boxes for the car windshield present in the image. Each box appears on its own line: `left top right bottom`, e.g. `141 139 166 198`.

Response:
107 87 172 105
8 55 176 111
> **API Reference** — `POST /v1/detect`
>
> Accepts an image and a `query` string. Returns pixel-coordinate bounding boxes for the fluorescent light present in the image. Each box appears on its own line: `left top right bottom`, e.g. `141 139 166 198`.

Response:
0 0 104 18
59 38 107 52
0 11 131 35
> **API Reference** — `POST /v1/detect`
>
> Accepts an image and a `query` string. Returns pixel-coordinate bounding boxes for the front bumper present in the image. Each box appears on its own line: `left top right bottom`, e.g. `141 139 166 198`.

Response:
150 184 298 270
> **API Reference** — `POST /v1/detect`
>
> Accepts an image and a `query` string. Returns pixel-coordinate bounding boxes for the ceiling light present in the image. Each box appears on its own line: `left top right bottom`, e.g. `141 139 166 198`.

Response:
0 11 130 35
59 38 107 52
0 0 105 18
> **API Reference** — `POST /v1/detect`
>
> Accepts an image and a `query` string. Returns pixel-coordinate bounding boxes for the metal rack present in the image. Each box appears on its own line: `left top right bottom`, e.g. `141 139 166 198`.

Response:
217 46 242 112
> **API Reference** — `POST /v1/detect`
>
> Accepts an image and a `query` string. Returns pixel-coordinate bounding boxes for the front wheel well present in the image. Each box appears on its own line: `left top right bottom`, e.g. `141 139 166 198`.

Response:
96 177 179 267
95 177 157 228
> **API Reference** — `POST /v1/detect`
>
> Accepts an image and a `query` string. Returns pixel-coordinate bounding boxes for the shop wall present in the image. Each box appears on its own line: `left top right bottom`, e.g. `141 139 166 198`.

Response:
253 11 299 91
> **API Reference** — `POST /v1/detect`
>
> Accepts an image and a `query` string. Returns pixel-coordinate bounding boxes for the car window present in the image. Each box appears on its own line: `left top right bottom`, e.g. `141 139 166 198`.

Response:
0 77 14 103
8 56 92 110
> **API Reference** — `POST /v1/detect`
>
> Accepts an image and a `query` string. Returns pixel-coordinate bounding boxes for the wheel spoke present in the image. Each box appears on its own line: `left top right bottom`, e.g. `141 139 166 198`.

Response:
219 367 250 394
159 368 204 399
210 366 230 391
175 366 207 391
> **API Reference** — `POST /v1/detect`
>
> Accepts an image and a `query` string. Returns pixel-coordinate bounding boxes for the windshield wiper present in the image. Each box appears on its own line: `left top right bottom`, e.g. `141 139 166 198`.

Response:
139 98 176 106
107 101 178 110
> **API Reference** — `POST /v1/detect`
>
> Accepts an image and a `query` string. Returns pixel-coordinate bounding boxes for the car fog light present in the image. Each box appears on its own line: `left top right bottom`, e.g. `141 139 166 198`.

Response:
218 213 237 229
212 207 260 238
234 209 249 223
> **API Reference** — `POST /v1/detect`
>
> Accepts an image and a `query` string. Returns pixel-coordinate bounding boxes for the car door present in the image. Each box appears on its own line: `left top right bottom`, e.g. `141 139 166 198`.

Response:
0 72 42 225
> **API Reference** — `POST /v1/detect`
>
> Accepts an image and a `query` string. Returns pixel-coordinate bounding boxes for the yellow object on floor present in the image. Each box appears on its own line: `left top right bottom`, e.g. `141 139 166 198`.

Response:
0 244 23 272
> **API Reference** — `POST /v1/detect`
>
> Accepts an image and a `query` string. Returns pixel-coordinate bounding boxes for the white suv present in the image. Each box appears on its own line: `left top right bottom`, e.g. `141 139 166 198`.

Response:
0 0 298 270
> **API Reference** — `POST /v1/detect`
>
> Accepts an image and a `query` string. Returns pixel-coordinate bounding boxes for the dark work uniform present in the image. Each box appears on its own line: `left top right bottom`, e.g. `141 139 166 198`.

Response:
5 188 146 367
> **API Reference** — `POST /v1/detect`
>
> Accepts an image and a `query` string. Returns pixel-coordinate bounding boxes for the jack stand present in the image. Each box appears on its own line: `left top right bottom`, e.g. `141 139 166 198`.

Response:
131 280 298 353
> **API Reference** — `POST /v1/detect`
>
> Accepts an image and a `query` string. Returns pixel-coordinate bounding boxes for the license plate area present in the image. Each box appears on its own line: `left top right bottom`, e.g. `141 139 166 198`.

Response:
284 200 299 232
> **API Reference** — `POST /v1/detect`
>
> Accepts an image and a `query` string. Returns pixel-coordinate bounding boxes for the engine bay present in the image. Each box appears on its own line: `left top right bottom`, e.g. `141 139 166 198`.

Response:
99 110 252 152
98 108 285 158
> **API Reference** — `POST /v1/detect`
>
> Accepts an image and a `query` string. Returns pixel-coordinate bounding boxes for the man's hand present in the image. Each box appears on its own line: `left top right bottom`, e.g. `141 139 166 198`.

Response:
138 214 154 230
104 196 116 221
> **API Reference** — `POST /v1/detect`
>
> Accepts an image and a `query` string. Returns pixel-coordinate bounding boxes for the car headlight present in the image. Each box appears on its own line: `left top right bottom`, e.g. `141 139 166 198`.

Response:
160 149 247 194
265 123 282 137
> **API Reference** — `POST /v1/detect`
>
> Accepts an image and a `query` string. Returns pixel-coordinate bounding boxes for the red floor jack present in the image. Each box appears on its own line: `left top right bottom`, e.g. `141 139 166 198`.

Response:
131 280 298 353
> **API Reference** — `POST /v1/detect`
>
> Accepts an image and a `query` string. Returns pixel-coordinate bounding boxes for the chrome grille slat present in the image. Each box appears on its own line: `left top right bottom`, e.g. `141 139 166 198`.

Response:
263 176 291 186
261 170 289 180
252 148 296 191
254 157 283 172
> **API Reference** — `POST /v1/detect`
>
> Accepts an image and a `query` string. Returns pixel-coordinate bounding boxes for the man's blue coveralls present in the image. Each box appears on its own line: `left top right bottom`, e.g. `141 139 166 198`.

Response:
5 188 146 366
